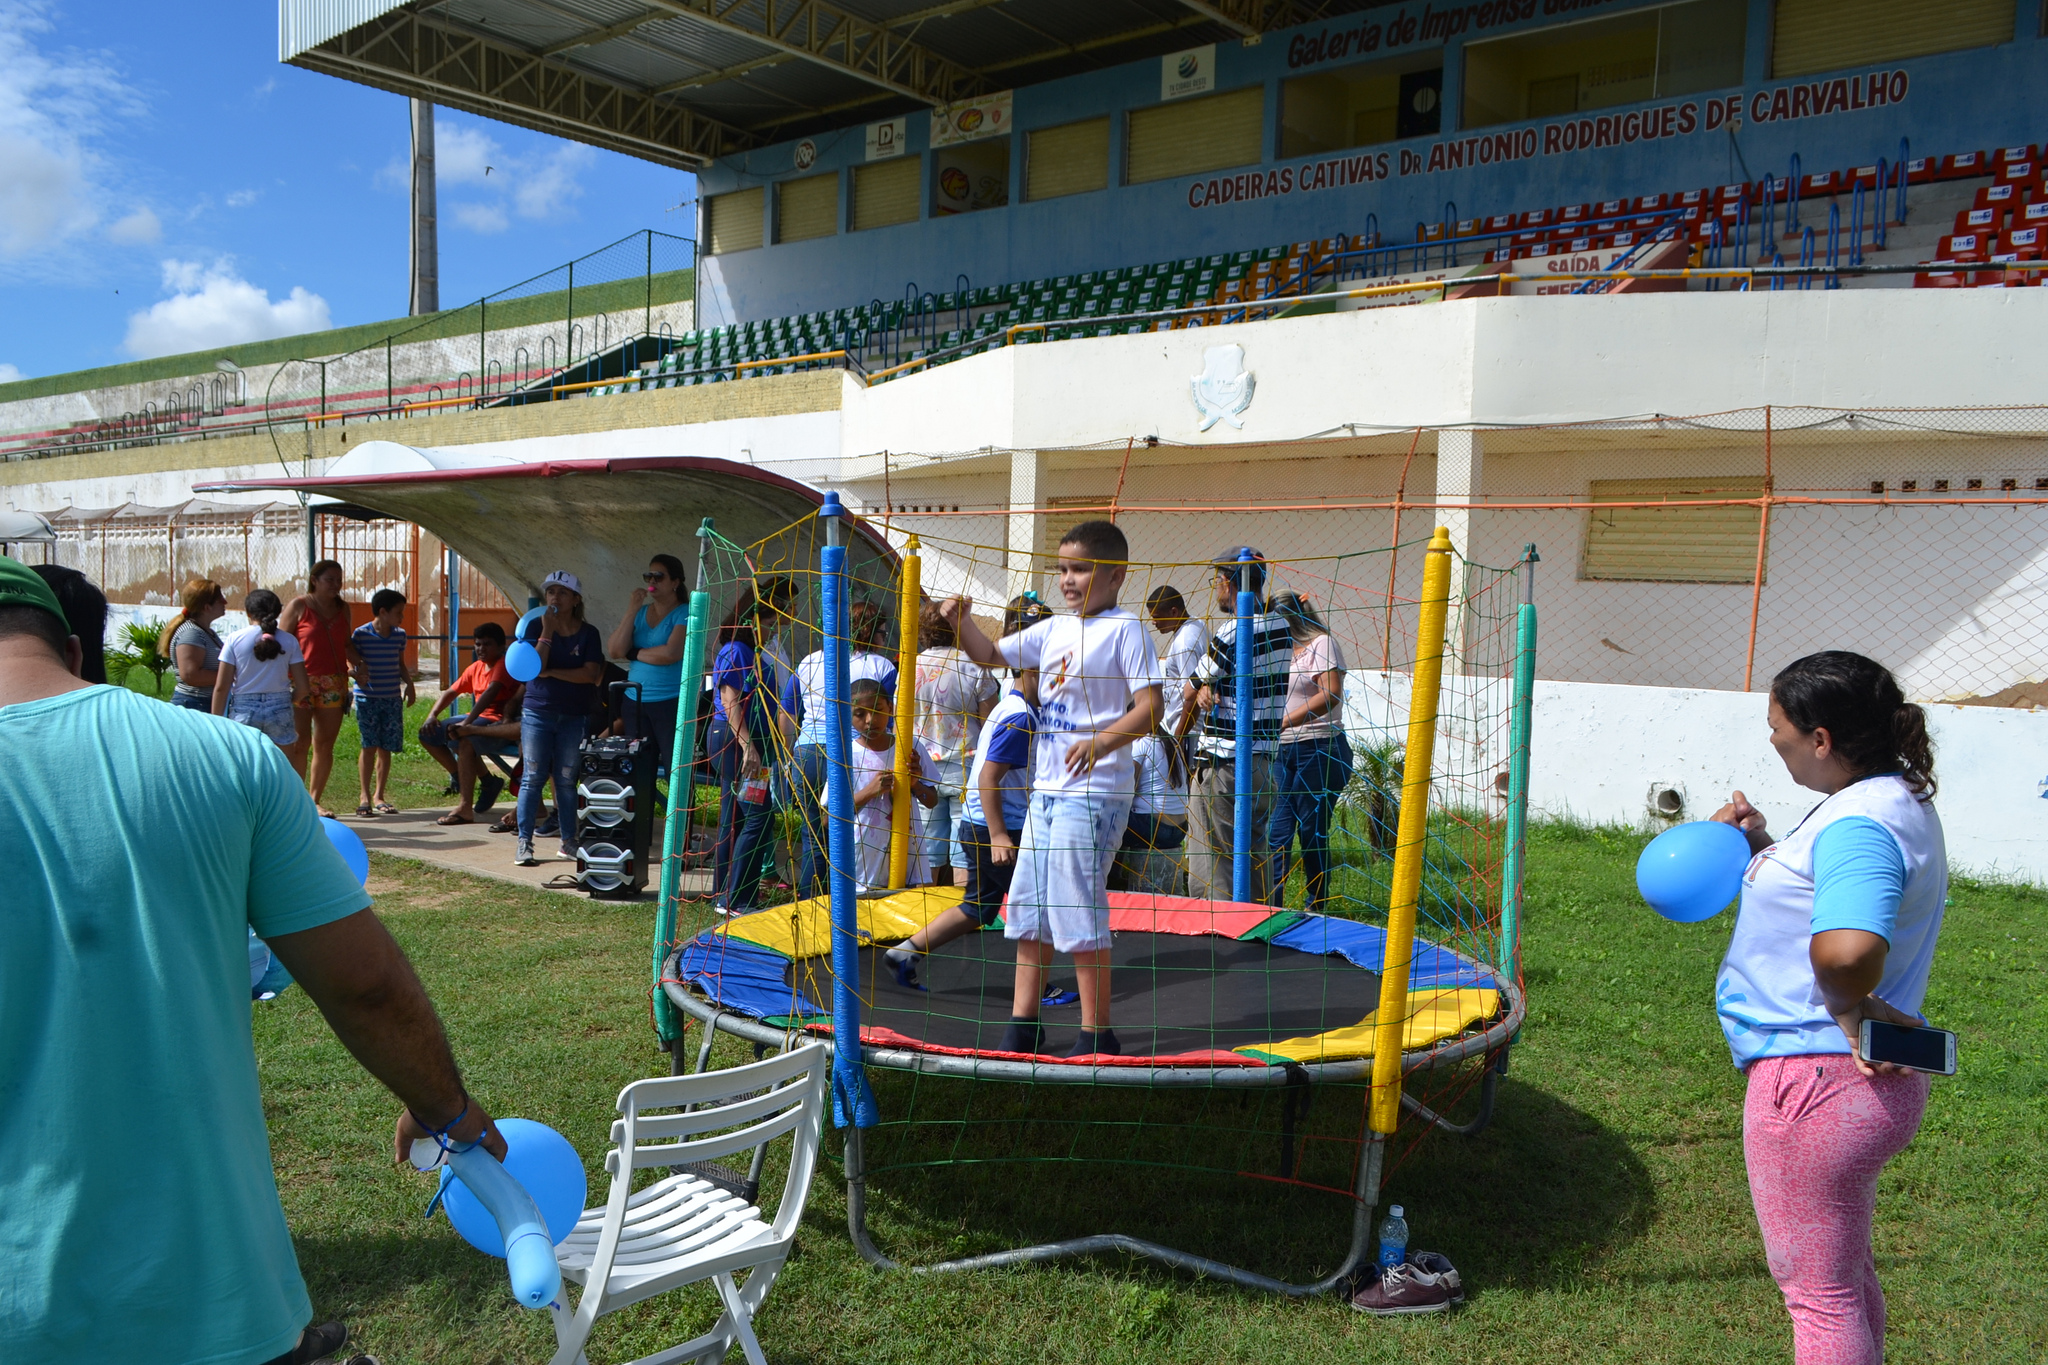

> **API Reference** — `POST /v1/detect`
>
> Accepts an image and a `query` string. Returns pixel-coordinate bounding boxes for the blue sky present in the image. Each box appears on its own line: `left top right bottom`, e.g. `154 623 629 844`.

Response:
0 0 697 381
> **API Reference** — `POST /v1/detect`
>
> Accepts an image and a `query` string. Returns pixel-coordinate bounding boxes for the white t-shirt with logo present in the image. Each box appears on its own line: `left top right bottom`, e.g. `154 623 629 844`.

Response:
993 608 1163 799
1716 774 1946 1067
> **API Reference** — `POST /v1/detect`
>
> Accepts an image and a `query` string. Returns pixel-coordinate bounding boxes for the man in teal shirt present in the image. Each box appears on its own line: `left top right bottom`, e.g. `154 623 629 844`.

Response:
0 556 506 1365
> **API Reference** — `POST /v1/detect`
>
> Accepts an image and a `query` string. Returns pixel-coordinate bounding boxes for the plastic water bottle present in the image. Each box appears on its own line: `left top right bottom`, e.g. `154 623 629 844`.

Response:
1376 1204 1410 1271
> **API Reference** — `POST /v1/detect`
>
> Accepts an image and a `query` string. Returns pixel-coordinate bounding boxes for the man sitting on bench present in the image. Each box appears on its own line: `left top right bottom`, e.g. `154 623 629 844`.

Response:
420 622 524 826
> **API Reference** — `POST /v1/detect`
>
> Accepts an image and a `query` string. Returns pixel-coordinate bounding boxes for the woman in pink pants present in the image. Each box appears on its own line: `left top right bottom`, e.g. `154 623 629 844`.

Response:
1711 651 1946 1365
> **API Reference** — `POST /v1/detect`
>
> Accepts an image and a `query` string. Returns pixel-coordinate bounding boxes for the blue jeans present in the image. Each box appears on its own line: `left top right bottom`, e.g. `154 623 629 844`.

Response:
1268 733 1353 915
791 742 830 898
170 689 210 712
518 708 586 846
710 715 776 913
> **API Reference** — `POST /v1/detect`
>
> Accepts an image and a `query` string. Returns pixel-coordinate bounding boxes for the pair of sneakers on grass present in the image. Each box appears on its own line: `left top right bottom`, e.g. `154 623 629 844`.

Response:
1351 1250 1464 1315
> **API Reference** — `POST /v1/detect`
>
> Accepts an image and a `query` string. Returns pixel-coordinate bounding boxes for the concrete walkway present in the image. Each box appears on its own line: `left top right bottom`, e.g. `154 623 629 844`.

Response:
349 807 713 901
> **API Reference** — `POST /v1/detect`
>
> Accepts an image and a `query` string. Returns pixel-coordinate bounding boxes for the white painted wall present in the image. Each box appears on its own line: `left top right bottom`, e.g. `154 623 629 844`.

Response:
1515 679 2047 883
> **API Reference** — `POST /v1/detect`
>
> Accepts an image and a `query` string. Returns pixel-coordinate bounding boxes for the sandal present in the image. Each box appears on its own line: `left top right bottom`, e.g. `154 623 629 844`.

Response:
436 811 474 826
355 801 374 817
374 802 400 815
490 813 518 834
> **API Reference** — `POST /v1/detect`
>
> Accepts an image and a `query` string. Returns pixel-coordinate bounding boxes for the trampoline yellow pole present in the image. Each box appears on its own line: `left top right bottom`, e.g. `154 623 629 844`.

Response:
887 534 921 889
1368 526 1455 1135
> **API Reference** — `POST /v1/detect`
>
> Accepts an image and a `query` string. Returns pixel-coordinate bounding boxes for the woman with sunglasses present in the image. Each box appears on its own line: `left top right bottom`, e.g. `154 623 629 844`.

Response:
608 554 690 774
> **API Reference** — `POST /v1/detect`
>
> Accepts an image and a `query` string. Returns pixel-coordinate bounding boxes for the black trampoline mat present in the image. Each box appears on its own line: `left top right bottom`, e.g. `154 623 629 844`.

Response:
796 931 1383 1058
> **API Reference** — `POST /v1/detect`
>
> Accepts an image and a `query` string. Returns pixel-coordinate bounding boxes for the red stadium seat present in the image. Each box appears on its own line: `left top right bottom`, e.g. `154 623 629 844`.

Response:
1937 151 1989 179
1996 160 2037 185
1672 187 1712 208
1518 208 1553 229
1633 193 1669 211
1846 164 1885 188
1593 198 1627 218
1914 268 1966 287
2001 227 2043 254
1903 157 1937 184
1555 203 1592 225
1937 232 1988 259
1992 144 2039 168
1976 183 2031 210
1802 171 1839 196
1483 214 1516 233
2022 201 2048 227
1955 206 2007 234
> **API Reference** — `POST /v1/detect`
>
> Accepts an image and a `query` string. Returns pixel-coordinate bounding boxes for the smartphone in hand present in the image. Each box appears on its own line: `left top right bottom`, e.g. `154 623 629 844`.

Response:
1860 1018 1957 1075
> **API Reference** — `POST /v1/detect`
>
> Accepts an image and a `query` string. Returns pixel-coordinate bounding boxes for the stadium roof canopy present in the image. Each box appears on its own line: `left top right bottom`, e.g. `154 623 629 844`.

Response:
281 0 1361 168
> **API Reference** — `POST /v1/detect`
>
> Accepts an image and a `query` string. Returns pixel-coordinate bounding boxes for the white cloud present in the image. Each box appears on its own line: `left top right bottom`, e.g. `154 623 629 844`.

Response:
513 145 592 219
0 1 141 262
451 201 508 234
122 258 332 359
401 116 592 232
225 189 259 208
106 206 159 244
436 122 500 186
0 362 23 383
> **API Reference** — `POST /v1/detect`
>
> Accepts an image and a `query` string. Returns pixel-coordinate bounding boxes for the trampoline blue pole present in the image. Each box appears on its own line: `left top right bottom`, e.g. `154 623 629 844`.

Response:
820 493 877 1129
1232 548 1256 904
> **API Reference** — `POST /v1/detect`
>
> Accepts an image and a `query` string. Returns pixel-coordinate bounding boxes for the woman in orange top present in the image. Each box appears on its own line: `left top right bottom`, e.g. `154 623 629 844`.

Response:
282 558 362 817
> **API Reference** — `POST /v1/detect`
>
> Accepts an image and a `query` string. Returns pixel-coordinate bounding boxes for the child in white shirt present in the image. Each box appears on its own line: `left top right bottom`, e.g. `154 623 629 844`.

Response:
850 676 938 891
943 521 1164 1058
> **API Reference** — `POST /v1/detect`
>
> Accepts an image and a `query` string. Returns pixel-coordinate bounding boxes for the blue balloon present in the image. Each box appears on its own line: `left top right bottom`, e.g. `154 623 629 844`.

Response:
439 1117 587 1253
1637 820 1752 922
321 816 370 885
504 640 542 682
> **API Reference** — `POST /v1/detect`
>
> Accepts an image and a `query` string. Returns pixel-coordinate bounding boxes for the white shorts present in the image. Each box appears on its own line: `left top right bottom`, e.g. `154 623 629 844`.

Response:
1005 791 1131 954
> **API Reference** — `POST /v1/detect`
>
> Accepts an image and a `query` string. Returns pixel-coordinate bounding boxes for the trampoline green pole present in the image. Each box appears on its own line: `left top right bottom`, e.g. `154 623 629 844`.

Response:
650 518 714 1052
1499 546 1538 986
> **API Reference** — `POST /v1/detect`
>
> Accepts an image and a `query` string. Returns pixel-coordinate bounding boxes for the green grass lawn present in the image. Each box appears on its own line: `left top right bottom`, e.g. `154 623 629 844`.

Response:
255 824 2047 1364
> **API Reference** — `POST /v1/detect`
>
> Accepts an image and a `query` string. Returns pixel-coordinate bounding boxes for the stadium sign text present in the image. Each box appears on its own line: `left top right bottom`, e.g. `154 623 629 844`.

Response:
1284 0 1627 69
1190 68 1911 210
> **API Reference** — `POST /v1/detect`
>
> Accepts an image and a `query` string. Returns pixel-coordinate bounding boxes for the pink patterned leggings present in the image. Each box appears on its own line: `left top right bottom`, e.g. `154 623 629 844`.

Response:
1744 1054 1932 1365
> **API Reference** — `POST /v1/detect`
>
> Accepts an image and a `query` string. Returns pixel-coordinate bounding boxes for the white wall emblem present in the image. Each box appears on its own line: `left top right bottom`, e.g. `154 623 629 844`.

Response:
1190 344 1255 431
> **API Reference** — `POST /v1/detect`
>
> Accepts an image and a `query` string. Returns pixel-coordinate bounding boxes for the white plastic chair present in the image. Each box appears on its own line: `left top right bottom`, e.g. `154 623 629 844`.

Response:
549 1042 829 1365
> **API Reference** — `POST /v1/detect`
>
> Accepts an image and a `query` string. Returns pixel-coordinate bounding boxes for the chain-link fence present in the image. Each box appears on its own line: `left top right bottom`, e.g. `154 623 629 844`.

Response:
262 230 695 430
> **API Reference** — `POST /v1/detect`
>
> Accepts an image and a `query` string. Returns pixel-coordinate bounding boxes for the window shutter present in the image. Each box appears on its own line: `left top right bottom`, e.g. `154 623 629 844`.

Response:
776 174 839 243
705 188 763 254
1772 0 2010 78
1581 477 1767 583
1127 87 1264 185
1026 118 1111 201
851 158 921 231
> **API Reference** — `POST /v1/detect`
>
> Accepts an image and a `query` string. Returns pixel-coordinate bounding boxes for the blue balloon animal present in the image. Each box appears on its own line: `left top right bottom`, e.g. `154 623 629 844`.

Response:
420 1117 586 1311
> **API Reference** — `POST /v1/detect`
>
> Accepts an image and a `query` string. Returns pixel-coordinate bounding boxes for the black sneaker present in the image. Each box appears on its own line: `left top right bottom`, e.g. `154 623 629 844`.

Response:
274 1322 349 1364
475 773 505 813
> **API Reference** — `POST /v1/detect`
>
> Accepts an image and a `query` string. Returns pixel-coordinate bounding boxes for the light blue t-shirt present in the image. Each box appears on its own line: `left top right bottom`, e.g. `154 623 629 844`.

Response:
627 603 686 703
0 687 372 1365
1716 775 1946 1067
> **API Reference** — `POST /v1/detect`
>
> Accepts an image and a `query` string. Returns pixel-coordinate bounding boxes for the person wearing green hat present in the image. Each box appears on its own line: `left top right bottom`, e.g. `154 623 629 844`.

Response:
0 554 508 1365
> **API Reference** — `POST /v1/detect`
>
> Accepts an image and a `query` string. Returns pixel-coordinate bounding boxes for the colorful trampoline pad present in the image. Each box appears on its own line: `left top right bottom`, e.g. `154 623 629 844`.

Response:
673 893 1507 1066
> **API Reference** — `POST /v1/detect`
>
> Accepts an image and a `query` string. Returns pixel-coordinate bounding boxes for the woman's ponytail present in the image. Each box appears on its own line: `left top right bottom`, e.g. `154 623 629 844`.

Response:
1890 698 1937 797
245 589 285 662
1770 650 1937 798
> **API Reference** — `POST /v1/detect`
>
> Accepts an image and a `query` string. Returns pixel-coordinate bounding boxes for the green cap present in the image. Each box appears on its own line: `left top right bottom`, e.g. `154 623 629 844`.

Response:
0 554 68 629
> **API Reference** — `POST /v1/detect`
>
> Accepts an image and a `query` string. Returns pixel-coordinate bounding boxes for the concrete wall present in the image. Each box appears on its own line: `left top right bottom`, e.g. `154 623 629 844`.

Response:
1518 677 2048 883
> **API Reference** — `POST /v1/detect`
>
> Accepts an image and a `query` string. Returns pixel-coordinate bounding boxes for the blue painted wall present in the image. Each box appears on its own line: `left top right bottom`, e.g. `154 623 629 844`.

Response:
695 0 2046 326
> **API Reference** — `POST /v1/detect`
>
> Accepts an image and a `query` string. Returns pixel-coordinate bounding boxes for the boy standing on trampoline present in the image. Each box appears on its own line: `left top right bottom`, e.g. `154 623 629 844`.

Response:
944 521 1163 1057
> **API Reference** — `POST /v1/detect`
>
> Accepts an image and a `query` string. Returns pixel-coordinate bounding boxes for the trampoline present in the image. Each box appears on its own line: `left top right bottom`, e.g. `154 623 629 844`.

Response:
662 888 1521 1086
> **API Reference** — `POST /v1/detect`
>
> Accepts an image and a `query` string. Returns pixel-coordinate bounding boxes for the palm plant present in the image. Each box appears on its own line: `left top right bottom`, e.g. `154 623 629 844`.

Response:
1340 740 1404 861
112 620 172 695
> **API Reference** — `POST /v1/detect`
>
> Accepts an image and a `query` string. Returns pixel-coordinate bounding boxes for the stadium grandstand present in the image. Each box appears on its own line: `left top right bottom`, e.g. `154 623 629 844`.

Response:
5 0 2046 734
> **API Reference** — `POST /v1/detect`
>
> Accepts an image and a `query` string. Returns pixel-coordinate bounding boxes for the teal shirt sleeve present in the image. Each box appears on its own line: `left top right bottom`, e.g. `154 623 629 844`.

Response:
244 740 375 938
1810 815 1905 942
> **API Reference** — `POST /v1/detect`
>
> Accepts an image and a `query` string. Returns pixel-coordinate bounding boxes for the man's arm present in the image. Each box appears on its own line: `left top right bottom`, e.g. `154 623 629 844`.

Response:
1064 684 1164 777
265 908 507 1161
426 684 461 721
938 598 1002 667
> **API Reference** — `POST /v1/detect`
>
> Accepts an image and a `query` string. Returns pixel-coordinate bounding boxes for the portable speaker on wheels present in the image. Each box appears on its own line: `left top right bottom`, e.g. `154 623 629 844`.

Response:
576 682 657 899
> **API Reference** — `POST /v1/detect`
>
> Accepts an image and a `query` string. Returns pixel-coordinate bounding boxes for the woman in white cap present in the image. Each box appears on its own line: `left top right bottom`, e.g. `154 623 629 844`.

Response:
513 570 605 866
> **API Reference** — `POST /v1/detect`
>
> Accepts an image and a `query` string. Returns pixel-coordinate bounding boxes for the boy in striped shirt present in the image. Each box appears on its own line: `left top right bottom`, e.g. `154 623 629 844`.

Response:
351 589 415 816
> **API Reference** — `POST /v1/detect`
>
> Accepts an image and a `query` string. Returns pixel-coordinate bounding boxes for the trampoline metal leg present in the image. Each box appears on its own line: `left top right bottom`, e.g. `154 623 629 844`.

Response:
1399 1062 1499 1137
843 1124 1385 1298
